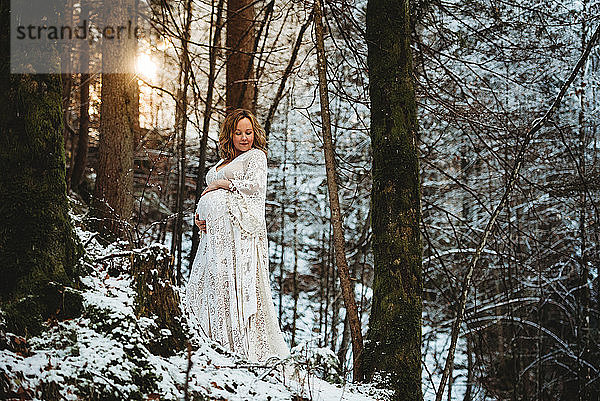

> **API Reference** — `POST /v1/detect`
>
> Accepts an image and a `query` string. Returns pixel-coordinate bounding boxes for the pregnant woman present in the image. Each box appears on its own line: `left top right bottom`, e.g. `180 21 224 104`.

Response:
184 108 291 364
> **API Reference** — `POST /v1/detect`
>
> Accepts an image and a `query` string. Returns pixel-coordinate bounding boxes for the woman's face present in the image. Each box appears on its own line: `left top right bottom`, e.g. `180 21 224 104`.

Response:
233 117 254 154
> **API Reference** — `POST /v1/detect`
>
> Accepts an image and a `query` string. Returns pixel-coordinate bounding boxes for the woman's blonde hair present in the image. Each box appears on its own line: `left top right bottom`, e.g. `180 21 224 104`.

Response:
218 109 268 160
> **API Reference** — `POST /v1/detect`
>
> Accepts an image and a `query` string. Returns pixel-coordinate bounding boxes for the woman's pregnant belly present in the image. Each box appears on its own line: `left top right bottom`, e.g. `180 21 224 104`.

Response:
196 188 228 221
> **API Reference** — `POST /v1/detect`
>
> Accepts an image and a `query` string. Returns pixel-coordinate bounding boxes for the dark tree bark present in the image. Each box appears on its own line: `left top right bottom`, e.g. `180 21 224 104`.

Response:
278 126 289 322
71 72 90 191
189 0 225 268
0 0 83 336
226 0 256 111
92 0 137 240
243 0 273 111
62 0 74 192
70 1 91 192
360 0 423 398
313 0 364 381
291 139 299 346
171 0 194 284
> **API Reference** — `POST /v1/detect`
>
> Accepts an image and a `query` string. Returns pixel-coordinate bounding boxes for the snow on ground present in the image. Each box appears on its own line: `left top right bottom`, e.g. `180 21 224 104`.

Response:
0 221 389 401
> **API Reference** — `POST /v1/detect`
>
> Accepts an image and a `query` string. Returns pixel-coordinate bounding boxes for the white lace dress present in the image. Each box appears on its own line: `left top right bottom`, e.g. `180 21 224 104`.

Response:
183 148 291 363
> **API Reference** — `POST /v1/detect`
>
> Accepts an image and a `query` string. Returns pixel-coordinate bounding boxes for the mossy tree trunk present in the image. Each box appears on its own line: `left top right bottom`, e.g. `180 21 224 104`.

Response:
360 0 423 398
0 0 83 337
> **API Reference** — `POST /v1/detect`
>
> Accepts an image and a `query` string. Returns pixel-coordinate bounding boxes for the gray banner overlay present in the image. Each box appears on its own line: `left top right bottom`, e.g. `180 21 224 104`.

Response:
11 0 154 73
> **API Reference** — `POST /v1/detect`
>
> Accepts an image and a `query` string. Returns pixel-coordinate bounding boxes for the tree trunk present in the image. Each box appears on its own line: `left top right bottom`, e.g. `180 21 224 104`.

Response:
360 0 422 398
190 0 225 268
339 209 365 370
71 3 91 192
291 222 298 347
291 139 299 346
278 126 288 322
0 0 83 337
92 0 137 240
331 267 339 351
313 0 363 381
318 229 326 347
338 312 351 371
226 0 256 112
323 221 332 346
62 0 74 192
245 0 273 111
171 0 194 284
131 0 141 150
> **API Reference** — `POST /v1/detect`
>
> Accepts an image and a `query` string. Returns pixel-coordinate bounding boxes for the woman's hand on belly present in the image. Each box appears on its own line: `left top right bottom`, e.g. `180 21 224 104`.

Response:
197 186 228 223
195 213 206 234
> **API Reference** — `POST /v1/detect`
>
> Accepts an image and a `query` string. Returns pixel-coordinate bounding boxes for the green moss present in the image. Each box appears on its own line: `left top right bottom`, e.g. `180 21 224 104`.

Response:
2 284 84 337
131 244 186 357
0 68 84 336
72 346 160 401
2 296 45 337
85 305 121 334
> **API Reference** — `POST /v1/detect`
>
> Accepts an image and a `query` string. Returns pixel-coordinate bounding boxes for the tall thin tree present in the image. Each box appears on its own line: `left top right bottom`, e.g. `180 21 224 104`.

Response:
313 0 364 381
189 0 225 267
70 0 91 192
171 0 194 283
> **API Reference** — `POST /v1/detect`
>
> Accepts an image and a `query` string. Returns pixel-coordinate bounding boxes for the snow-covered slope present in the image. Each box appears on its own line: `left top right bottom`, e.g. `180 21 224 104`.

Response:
0 221 389 401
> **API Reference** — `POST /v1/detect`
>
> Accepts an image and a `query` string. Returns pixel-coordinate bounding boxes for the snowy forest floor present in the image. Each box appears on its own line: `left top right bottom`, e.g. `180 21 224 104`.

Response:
0 201 390 401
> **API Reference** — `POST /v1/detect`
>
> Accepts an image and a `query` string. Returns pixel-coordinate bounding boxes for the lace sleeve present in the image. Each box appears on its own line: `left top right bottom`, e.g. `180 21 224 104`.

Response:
227 149 266 197
224 149 267 236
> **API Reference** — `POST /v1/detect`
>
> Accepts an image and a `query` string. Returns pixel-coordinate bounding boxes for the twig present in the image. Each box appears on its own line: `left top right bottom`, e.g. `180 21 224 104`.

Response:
83 232 99 248
95 250 143 262
257 355 293 381
264 9 314 138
